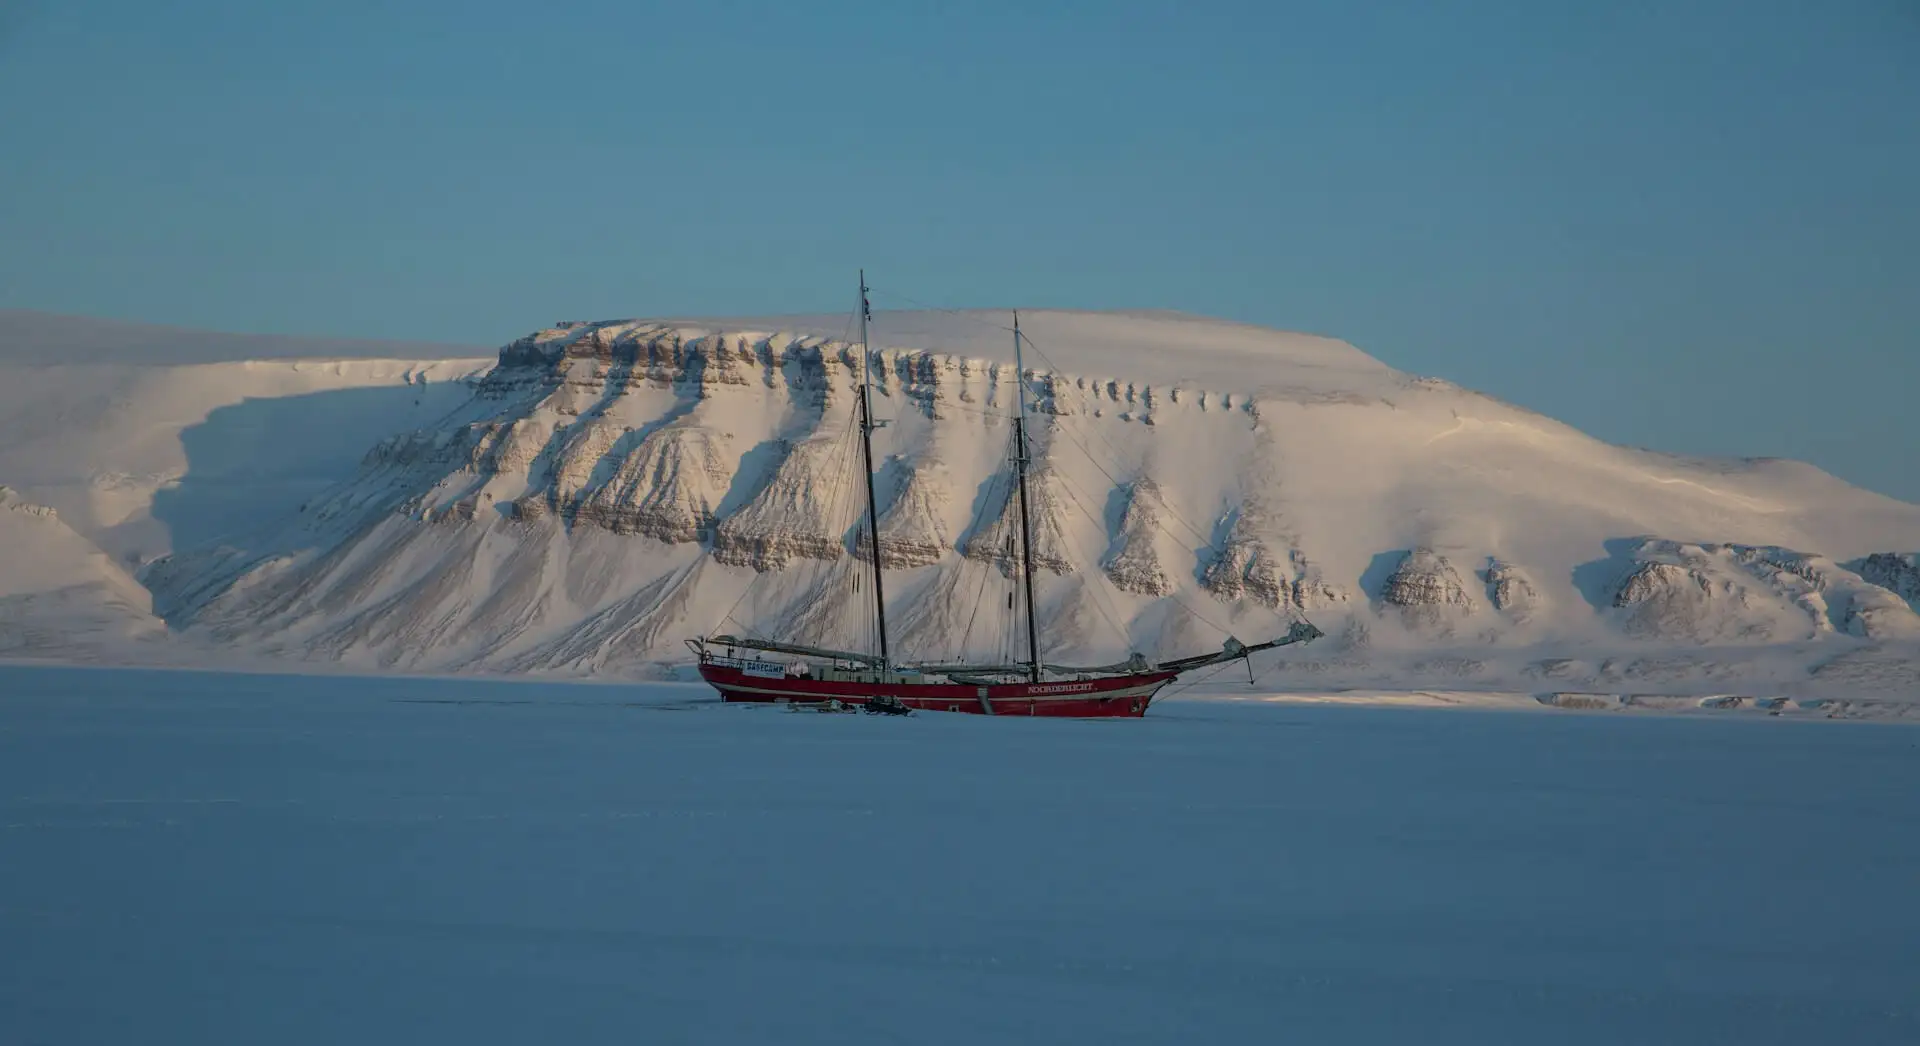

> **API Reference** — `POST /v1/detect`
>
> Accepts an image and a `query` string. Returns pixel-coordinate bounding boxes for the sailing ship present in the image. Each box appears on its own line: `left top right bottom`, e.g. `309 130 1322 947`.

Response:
688 274 1323 717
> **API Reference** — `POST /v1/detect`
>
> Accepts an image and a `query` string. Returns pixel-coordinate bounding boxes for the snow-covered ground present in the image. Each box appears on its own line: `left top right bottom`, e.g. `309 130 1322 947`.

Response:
2 665 1915 1044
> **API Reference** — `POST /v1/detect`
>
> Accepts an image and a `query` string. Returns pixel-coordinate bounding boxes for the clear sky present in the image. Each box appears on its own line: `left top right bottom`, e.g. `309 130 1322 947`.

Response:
2 1 1916 500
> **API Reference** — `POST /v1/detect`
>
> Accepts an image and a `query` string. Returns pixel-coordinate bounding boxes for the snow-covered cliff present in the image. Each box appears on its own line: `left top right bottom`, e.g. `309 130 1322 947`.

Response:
3 308 1918 694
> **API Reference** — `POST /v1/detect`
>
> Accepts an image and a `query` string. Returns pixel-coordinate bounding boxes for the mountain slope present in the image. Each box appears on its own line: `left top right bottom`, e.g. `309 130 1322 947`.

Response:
0 486 166 658
0 311 493 569
3 309 1917 694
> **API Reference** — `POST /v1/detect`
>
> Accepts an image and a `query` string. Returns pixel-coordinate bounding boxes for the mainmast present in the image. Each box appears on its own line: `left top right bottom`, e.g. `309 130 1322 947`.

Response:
856 271 890 669
1010 312 1042 684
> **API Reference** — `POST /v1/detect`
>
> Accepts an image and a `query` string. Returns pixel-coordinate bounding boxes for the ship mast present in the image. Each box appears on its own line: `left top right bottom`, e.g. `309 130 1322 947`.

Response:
856 271 890 670
1011 312 1042 683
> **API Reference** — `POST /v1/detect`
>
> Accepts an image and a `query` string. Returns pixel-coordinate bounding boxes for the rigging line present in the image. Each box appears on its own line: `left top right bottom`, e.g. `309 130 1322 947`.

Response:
721 396 862 641
954 559 993 662
1008 524 1025 666
973 469 1007 662
947 516 988 661
1047 453 1241 641
1008 562 1022 664
1013 588 1025 666
1246 652 1301 692
859 288 1046 430
811 328 866 560
816 311 1016 423
854 400 890 655
839 306 859 350
954 455 1012 661
714 552 763 640
1029 396 1237 625
982 435 1023 666
954 401 1009 424
825 406 862 556
1013 328 1224 555
986 478 1019 663
835 336 869 671
820 404 869 648
813 415 856 649
782 289 1273 654
1029 449 1134 644
770 416 860 640
951 415 1019 658
1159 657 1243 698
717 306 864 641
1012 330 1236 582
844 298 893 656
907 396 1007 422
1044 467 1154 649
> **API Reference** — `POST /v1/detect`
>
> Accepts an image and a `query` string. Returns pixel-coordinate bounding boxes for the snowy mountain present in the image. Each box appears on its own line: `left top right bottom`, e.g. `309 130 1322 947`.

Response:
0 484 167 659
2 307 1916 696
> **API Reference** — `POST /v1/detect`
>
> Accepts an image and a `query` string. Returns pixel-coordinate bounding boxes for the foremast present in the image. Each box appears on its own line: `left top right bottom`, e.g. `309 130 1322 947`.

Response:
1011 312 1043 684
856 272 890 670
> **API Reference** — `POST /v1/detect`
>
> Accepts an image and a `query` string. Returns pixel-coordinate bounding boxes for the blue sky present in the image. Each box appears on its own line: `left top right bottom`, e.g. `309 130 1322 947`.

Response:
2 1 1916 500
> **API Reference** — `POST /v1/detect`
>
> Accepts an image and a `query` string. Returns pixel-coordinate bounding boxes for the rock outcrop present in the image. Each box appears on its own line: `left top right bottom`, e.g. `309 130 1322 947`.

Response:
1202 500 1290 608
574 425 735 543
1484 560 1537 620
857 457 953 570
0 485 57 520
1603 541 1920 643
1380 548 1476 631
1202 502 1349 611
711 436 856 571
1854 553 1920 608
1102 477 1174 596
1613 560 1723 640
962 463 1074 576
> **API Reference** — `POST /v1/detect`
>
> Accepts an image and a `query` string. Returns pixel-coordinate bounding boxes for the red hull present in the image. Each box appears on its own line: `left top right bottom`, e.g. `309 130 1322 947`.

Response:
697 664 1175 718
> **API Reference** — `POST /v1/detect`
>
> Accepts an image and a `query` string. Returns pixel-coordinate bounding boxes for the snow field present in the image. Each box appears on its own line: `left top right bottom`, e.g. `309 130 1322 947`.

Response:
2 665 1917 1044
